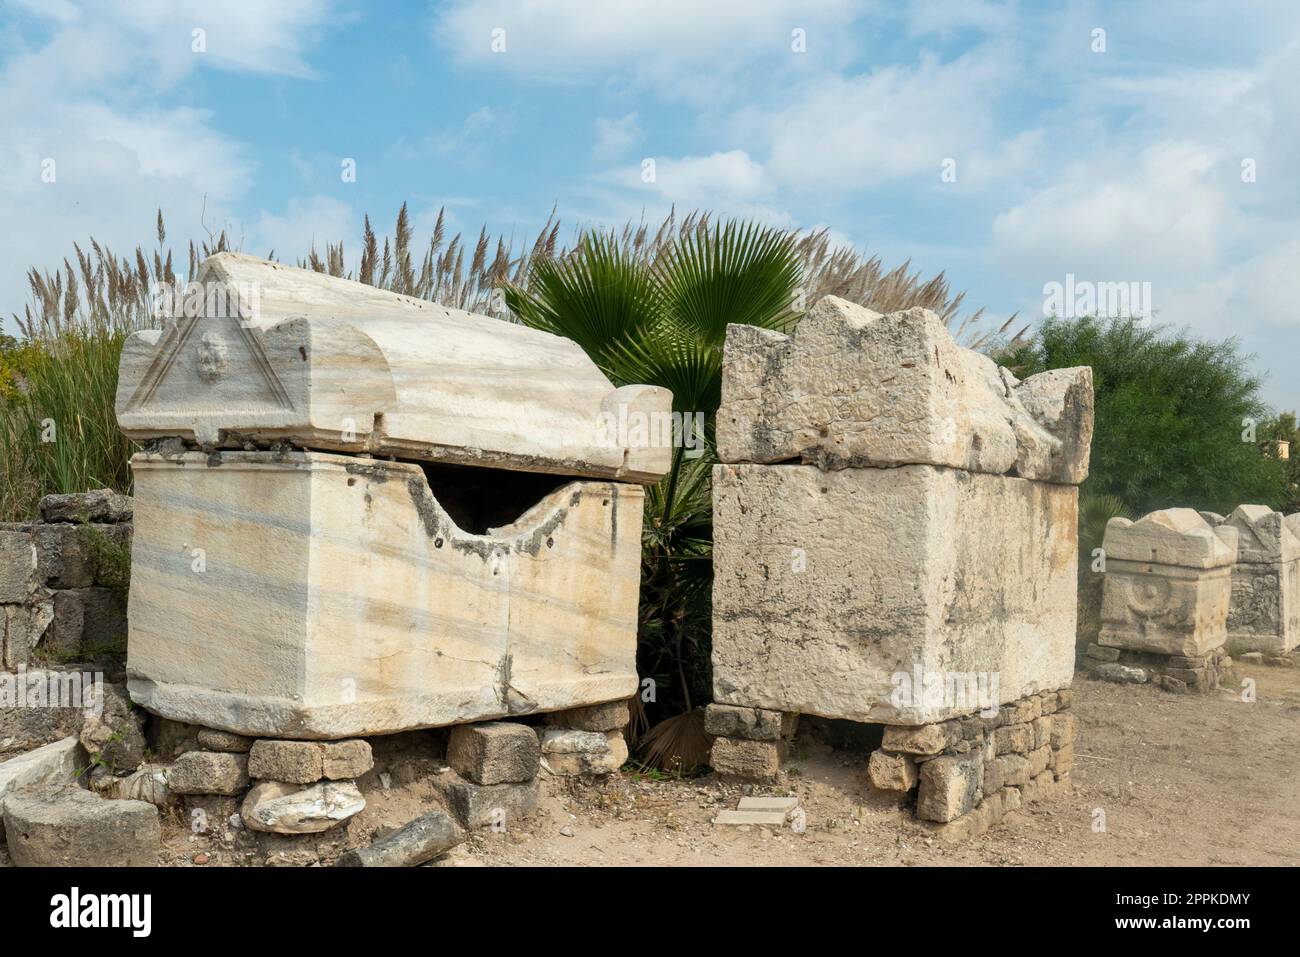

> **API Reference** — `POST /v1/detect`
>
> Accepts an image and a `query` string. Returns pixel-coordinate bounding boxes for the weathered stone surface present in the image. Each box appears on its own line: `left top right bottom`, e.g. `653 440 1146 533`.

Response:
447 722 539 785
249 740 324 784
712 463 1078 725
1093 662 1148 683
1100 510 1236 657
867 750 918 792
1032 715 1053 750
149 717 202 760
1051 742 1074 774
39 489 132 525
0 668 87 753
3 786 159 866
1026 745 1052 777
715 297 1093 484
1104 508 1239 568
196 728 254 753
116 253 671 480
30 525 94 589
1021 769 1062 805
881 723 950 755
336 809 465 866
79 682 146 773
47 587 127 661
1 602 53 670
1050 712 1076 749
256 827 349 866
0 737 81 840
917 752 984 823
98 765 177 808
125 450 646 738
168 751 250 795
1215 506 1299 655
0 527 37 601
241 780 365 834
991 753 1031 787
539 728 627 775
994 722 1034 755
435 773 540 829
1085 643 1121 661
928 792 1005 842
709 737 780 782
322 740 373 780
545 700 630 732
703 703 784 741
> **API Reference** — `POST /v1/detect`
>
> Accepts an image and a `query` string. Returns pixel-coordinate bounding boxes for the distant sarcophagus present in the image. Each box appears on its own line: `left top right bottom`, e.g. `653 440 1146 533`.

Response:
117 254 671 738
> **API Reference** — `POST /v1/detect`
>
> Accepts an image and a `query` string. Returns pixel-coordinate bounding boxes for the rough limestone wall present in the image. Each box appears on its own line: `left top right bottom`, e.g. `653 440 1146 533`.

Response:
0 490 132 758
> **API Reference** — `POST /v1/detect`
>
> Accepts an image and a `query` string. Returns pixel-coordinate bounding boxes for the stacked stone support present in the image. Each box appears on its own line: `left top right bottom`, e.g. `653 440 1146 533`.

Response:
866 689 1075 839
706 296 1093 836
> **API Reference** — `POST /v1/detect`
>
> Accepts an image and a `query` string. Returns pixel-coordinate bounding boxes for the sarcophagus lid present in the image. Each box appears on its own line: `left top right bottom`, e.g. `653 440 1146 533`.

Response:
116 253 672 483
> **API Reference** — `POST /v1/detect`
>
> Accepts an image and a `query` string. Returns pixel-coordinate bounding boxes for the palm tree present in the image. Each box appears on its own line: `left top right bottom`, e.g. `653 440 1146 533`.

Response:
506 221 803 772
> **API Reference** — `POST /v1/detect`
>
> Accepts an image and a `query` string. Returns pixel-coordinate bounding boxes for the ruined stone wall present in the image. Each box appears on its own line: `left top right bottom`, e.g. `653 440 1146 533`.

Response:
0 491 131 757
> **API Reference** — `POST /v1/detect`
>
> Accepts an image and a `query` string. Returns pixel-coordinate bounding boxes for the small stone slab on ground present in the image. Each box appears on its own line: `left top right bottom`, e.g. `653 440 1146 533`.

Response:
712 809 789 826
736 796 799 811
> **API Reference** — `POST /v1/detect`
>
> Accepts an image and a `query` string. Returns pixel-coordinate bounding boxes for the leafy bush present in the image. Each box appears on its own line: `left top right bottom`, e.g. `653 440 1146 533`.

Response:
1008 316 1286 516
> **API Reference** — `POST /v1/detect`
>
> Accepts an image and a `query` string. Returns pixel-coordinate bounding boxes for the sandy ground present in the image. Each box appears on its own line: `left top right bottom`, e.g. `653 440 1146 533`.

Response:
10 659 1294 868
460 660 1300 867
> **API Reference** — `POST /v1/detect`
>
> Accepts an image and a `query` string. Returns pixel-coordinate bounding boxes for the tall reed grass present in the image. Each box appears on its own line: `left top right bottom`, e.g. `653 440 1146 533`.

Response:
1 205 1012 521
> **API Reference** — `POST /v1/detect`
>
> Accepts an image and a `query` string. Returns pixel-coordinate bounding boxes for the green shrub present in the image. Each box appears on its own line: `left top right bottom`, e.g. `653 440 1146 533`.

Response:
0 331 133 521
1008 316 1286 516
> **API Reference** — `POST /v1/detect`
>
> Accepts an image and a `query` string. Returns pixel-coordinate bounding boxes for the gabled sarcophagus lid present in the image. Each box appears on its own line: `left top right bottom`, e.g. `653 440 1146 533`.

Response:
116 253 672 483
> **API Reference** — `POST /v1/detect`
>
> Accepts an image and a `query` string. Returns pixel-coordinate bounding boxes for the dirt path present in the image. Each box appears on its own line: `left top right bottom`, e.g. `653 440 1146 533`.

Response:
462 661 1300 867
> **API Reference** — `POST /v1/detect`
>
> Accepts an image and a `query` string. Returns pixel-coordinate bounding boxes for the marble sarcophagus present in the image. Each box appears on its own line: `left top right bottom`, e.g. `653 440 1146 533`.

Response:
116 254 671 738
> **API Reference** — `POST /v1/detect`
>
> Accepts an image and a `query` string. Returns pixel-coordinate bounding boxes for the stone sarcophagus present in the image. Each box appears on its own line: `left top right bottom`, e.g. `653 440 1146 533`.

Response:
116 254 671 739
1213 505 1300 655
1098 509 1238 657
709 296 1094 730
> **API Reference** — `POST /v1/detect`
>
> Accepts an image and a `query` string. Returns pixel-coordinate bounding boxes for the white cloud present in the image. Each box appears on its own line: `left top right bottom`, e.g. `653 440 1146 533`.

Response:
592 112 641 159
754 46 1015 192
391 106 515 164
248 195 357 261
0 1 338 328
433 0 861 84
608 149 767 206
991 141 1227 282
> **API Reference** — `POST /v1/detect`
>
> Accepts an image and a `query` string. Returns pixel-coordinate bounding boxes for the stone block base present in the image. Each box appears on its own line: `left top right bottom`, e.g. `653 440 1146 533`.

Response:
862 689 1074 838
1085 644 1234 692
706 704 798 783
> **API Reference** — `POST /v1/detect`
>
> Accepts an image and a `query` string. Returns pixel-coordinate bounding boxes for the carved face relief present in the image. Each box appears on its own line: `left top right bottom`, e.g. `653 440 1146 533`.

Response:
197 332 230 383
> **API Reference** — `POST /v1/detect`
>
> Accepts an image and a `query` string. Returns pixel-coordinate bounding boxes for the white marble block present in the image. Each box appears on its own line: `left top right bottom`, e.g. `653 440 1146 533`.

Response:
126 451 644 738
1099 509 1238 657
118 255 667 739
116 253 672 483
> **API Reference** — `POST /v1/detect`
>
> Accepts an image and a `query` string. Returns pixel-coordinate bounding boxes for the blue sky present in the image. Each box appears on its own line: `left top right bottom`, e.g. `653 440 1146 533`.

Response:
2 0 1297 412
